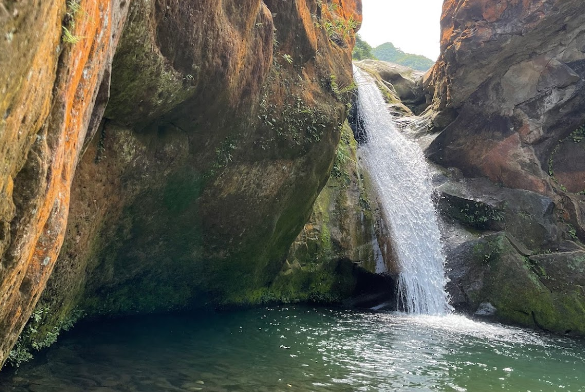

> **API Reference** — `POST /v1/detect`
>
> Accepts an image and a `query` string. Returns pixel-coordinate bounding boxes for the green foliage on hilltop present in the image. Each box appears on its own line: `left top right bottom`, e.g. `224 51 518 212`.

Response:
373 42 434 71
352 34 377 61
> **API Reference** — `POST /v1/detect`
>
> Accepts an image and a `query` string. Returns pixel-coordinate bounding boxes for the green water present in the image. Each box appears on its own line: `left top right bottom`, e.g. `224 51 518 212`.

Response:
1 306 583 391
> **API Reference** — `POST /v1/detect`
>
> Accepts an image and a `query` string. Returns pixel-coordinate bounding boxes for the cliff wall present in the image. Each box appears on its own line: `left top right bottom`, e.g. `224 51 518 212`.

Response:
425 0 585 333
426 0 585 198
0 0 361 367
0 0 130 367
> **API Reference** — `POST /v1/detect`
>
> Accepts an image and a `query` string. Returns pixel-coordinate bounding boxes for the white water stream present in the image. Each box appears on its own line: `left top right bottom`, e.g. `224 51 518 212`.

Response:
354 67 451 315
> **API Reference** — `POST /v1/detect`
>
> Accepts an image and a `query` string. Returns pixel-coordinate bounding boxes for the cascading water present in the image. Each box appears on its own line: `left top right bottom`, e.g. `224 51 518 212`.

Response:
354 66 451 315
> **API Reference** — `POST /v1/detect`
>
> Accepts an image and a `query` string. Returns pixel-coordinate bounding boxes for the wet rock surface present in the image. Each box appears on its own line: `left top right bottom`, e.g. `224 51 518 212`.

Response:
280 122 386 303
437 172 585 334
416 0 585 334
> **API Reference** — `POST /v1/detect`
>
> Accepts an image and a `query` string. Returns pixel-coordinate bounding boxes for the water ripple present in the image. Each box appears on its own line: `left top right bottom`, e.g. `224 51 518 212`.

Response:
0 306 582 392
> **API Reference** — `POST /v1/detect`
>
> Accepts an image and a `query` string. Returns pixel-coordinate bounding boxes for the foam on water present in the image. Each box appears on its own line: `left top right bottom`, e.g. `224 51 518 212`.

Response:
2 306 583 392
385 312 550 346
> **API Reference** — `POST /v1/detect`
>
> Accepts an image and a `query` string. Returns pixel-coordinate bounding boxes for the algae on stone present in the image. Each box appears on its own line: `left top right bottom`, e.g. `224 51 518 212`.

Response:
277 122 380 303
7 0 362 367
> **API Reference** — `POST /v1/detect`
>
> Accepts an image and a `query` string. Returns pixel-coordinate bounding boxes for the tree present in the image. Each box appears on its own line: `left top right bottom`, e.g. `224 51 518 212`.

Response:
372 42 434 71
352 34 377 61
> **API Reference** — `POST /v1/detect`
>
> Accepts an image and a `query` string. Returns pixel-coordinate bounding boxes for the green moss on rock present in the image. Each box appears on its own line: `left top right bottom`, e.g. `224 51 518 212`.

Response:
7 0 361 368
279 122 379 302
460 234 585 334
105 0 197 128
226 259 359 305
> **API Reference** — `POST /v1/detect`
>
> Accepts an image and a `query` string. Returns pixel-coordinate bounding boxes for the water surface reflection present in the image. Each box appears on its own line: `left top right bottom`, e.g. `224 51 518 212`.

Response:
0 306 583 391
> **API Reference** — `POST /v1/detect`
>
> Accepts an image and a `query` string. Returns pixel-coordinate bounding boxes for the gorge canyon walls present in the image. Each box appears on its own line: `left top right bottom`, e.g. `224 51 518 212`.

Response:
0 0 361 367
3 0 585 370
425 0 585 333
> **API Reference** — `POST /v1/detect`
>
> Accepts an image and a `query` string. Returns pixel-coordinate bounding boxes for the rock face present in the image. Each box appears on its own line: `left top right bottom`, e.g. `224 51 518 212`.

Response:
0 0 130 368
356 60 427 114
351 61 418 121
426 0 585 197
0 0 361 367
282 122 386 303
437 176 585 332
425 0 585 334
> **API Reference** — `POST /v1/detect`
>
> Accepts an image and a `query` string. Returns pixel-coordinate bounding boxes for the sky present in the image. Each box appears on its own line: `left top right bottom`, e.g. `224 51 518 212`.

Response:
357 0 443 60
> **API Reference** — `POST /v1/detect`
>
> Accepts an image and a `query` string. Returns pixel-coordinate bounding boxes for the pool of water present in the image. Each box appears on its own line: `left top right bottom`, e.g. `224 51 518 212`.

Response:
1 306 583 391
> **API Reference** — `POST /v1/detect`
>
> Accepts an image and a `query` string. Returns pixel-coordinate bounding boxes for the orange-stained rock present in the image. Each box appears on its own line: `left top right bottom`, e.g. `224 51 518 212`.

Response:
0 1 61 260
426 0 585 199
0 0 130 369
0 0 361 368
426 0 585 334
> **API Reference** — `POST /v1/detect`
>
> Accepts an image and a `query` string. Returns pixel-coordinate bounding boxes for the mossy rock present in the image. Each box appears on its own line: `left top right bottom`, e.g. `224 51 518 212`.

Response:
6 0 363 368
453 233 585 334
438 192 505 230
228 259 359 305
437 177 559 250
286 122 378 276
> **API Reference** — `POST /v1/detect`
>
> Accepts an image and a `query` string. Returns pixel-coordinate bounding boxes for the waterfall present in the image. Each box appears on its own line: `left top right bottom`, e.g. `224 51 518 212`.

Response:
353 67 451 315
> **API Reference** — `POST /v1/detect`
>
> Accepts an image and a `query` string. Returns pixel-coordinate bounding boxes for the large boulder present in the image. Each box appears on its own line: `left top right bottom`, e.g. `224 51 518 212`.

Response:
281 122 390 304
438 171 585 334
446 231 585 334
421 0 585 334
0 0 361 368
426 0 585 198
